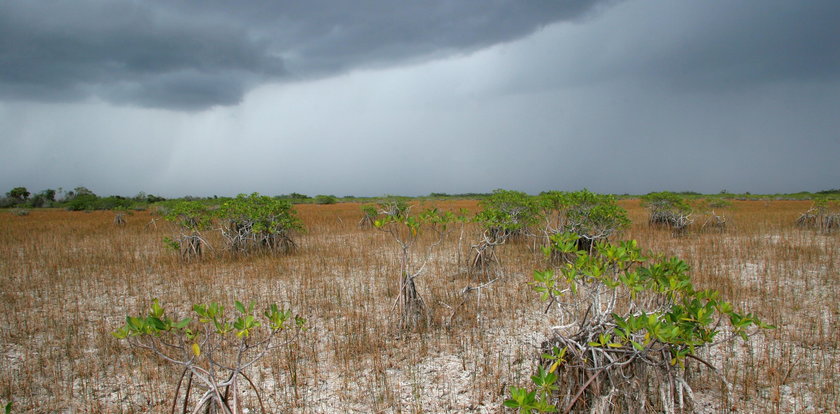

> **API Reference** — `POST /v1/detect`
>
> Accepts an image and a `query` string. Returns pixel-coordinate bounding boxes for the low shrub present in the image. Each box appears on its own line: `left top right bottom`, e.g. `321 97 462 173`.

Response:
10 208 29 216
314 194 338 204
113 299 306 413
508 233 773 413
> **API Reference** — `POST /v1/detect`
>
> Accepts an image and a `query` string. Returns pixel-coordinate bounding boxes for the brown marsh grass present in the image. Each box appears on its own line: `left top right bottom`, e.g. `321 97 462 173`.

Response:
0 200 836 412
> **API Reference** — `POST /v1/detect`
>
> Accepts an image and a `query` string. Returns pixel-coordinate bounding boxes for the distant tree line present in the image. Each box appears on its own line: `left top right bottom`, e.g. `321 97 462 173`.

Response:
3 185 839 211
1 186 165 210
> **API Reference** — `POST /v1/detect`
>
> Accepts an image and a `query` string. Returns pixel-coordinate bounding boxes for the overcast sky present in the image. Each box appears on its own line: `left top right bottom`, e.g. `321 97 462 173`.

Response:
1 0 838 198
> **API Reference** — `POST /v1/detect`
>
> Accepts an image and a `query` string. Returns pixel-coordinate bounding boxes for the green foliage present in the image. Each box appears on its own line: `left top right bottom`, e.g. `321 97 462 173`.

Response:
60 188 140 211
94 196 134 210
358 204 379 228
218 193 303 253
373 201 460 328
504 353 565 413
276 192 311 203
64 193 99 211
220 193 302 234
375 199 410 222
47 188 145 211
475 189 539 238
373 203 456 240
113 299 305 412
113 298 305 348
504 378 558 413
810 197 838 213
163 201 212 231
706 198 733 209
6 187 30 201
160 201 212 259
642 191 692 215
27 189 56 208
314 194 338 204
162 236 181 251
471 190 537 274
538 190 629 247
514 233 774 411
145 194 166 203
360 204 378 218
643 192 693 231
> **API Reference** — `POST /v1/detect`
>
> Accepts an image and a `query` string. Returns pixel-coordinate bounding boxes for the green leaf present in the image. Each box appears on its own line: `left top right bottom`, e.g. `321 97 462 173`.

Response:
150 299 164 318
503 400 520 408
146 316 167 331
126 316 144 332
173 318 192 329
112 326 129 339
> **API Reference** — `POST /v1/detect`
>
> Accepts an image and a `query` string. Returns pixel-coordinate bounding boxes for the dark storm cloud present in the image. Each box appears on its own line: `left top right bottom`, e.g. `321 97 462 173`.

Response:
2 0 839 197
0 1 285 109
484 0 840 99
596 1 840 91
0 0 611 110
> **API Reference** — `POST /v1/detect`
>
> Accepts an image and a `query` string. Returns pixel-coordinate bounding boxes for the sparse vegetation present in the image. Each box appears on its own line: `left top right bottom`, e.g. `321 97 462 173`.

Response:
538 190 629 254
9 208 29 217
313 195 338 205
357 204 378 229
696 199 732 233
373 201 454 329
0 197 835 412
163 200 213 260
218 193 303 255
643 191 693 234
471 189 538 275
796 199 840 232
113 299 306 413
511 233 773 412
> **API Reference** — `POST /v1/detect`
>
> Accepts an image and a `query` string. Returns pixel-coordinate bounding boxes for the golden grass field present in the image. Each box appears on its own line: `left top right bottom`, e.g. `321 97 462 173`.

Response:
0 200 837 413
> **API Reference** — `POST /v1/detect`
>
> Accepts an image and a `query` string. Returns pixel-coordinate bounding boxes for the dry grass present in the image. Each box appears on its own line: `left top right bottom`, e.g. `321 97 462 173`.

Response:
0 200 836 413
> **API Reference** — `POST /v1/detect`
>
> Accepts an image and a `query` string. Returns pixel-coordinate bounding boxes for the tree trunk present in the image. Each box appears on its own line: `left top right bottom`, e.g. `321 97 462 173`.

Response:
400 272 425 329
399 247 425 329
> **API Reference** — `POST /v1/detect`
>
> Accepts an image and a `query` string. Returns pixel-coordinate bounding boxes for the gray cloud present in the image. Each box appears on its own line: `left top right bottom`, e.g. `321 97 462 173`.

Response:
595 1 840 91
0 0 611 110
472 0 840 99
1 0 838 197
